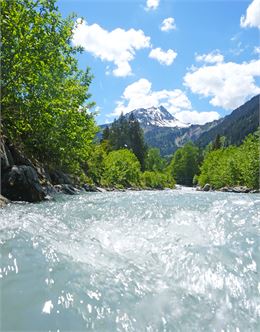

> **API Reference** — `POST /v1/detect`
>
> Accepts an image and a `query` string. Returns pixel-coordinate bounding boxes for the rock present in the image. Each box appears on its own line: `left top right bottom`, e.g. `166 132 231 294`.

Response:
219 186 230 192
54 184 79 195
232 186 251 193
96 187 106 193
220 186 251 193
49 170 72 185
0 194 9 208
7 143 34 167
0 142 14 170
83 184 99 192
42 184 58 196
36 167 52 183
1 165 46 202
202 183 211 191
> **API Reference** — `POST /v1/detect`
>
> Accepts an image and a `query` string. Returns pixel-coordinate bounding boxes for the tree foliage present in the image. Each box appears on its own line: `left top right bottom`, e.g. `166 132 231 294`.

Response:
169 142 201 186
101 149 141 188
198 132 260 189
1 0 97 173
103 113 147 170
145 148 166 172
141 171 175 189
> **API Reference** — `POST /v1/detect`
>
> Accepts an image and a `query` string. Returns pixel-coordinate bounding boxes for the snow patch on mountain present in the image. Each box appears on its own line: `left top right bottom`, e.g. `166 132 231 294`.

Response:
127 106 190 128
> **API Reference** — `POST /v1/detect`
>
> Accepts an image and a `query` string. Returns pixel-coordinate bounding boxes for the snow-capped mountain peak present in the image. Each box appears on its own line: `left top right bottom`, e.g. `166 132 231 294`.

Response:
126 105 190 128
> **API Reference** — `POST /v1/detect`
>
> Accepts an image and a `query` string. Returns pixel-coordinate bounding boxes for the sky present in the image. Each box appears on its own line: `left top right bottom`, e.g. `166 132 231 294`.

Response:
57 0 260 125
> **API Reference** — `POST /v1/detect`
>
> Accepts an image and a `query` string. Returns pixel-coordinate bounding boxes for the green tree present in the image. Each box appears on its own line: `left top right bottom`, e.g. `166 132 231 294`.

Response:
169 142 200 186
141 171 175 189
84 143 107 185
1 0 97 173
212 134 222 150
128 113 147 170
106 113 147 169
198 131 260 189
101 126 110 142
101 149 141 188
145 148 166 172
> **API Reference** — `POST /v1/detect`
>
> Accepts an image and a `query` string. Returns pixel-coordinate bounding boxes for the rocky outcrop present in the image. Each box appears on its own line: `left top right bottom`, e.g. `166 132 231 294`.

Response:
54 184 80 195
219 186 252 193
202 183 211 191
49 170 72 185
0 140 107 204
1 142 14 170
1 165 46 202
0 195 9 208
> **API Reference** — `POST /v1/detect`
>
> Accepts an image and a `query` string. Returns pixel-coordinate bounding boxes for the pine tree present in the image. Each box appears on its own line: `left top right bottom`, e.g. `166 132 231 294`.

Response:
101 126 110 141
129 113 147 171
212 134 222 150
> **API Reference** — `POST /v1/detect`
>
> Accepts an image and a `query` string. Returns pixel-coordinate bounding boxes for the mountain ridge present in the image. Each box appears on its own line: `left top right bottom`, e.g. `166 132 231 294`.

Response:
100 95 259 156
124 105 190 128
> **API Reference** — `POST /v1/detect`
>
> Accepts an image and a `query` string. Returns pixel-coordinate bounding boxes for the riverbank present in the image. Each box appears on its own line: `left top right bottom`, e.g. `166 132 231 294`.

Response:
197 183 259 194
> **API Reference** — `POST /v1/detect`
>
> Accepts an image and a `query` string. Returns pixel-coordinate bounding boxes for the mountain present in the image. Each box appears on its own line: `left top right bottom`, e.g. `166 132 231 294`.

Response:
100 95 259 156
144 119 222 156
195 94 259 147
124 106 189 128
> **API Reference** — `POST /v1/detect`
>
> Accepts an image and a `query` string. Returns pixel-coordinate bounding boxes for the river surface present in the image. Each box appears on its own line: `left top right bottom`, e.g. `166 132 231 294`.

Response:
0 188 260 331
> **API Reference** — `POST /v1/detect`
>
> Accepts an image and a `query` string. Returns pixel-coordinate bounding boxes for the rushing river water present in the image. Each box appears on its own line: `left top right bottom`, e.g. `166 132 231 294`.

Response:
0 188 260 331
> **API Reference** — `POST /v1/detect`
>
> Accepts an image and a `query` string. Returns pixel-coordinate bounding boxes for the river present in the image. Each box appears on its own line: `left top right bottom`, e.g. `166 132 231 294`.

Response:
0 188 259 331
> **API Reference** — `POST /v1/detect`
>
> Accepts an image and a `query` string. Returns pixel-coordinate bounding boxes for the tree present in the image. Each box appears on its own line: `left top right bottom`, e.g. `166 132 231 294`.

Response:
1 0 97 173
101 126 110 142
145 148 166 172
198 131 260 189
169 142 200 186
101 149 141 188
128 113 147 170
141 171 175 189
106 113 147 169
212 134 222 150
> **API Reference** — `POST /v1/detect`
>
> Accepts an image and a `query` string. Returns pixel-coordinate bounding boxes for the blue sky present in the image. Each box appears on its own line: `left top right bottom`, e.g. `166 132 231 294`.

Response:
57 0 260 125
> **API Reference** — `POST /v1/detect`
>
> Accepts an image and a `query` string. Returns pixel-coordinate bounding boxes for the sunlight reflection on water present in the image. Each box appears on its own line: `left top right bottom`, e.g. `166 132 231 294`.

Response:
0 189 259 331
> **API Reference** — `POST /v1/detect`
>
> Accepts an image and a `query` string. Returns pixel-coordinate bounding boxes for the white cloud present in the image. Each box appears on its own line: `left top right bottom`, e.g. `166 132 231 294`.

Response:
72 19 151 77
240 0 260 29
110 78 192 117
184 59 260 110
149 48 177 65
175 110 220 125
195 51 224 64
161 17 176 31
146 0 160 11
254 46 260 54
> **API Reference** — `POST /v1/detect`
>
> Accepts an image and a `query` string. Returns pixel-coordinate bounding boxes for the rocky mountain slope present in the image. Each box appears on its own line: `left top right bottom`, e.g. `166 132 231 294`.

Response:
101 94 259 156
124 106 189 128
195 94 259 147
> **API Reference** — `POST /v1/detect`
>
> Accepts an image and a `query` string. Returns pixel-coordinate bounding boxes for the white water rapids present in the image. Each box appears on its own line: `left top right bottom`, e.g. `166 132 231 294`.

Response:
0 188 259 331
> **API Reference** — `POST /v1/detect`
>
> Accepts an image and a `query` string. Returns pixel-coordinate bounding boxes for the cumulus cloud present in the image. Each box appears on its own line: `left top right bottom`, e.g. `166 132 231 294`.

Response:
146 0 160 11
161 17 176 31
195 50 224 64
175 110 220 125
240 0 260 29
72 19 151 77
149 48 177 65
109 78 192 118
254 46 260 54
184 59 260 110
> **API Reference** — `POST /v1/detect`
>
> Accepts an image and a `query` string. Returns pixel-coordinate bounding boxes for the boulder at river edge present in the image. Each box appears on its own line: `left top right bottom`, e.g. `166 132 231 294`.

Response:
202 183 211 191
1 165 46 202
0 195 9 208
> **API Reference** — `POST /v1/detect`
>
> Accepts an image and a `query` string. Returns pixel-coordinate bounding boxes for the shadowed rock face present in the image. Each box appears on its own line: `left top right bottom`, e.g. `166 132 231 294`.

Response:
1 165 46 202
